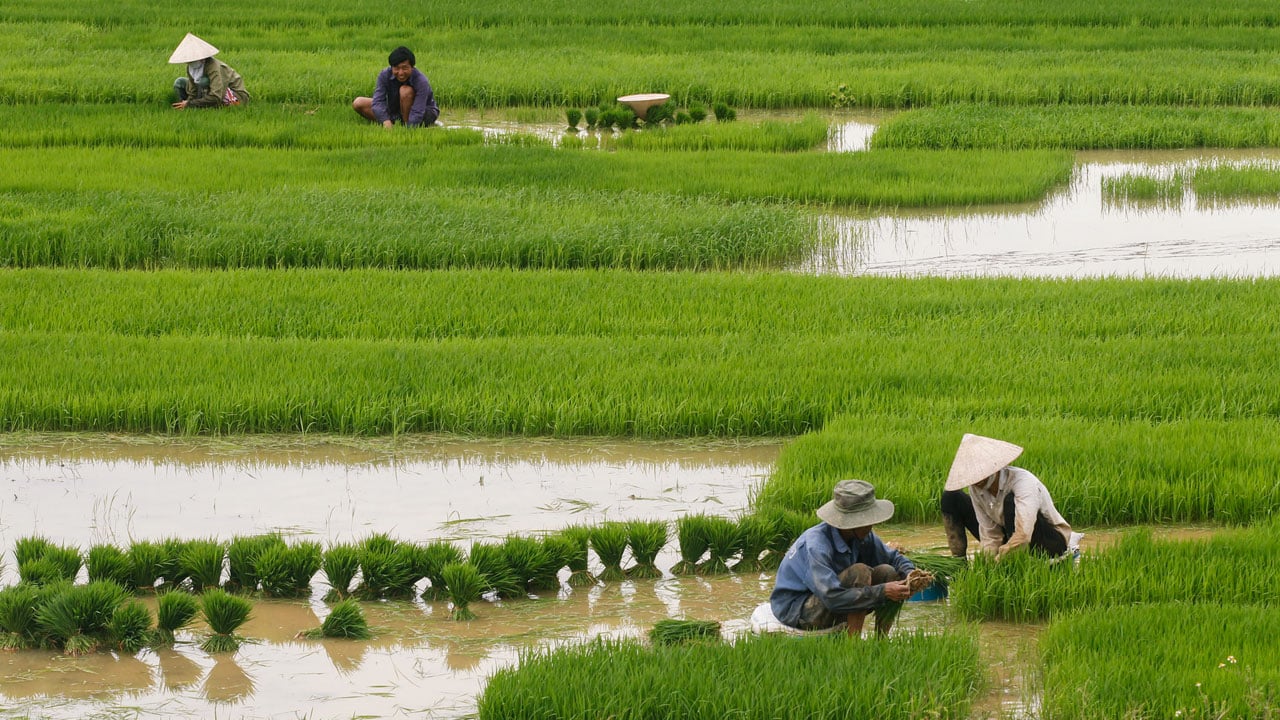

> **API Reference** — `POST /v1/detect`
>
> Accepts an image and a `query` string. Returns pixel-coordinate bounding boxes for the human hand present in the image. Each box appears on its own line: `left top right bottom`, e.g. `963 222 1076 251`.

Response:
883 580 912 602
171 100 188 110
383 120 394 129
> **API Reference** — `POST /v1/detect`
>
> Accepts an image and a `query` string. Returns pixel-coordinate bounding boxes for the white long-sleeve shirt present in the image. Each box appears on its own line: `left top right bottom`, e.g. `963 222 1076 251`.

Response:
969 466 1072 557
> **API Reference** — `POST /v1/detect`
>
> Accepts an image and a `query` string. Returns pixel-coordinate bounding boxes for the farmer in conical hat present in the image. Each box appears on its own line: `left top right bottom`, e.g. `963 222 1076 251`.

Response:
352 46 440 128
168 33 251 109
940 433 1076 560
770 479 915 637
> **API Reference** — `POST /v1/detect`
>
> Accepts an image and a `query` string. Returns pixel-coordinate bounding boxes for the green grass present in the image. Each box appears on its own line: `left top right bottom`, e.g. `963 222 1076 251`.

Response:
305 598 372 640
1042 604 1280 719
1101 172 1185 204
441 562 484 621
1192 163 1280 199
625 521 668 579
610 114 830 152
648 619 721 647
478 631 983 719
590 523 629 582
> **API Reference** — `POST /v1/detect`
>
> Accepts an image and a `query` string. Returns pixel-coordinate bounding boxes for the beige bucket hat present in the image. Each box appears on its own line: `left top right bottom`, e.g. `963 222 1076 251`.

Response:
816 479 895 529
168 33 219 64
944 433 1024 491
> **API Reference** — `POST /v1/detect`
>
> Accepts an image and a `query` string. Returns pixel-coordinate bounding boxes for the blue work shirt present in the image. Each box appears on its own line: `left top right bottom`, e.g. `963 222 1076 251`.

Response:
770 522 915 628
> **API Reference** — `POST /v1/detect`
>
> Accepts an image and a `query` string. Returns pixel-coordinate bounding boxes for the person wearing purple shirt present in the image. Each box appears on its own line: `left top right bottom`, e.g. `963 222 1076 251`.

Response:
770 479 914 637
352 46 439 128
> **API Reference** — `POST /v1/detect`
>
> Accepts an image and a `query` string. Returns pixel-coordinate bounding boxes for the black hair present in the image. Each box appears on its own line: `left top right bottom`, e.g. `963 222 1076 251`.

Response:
388 46 416 67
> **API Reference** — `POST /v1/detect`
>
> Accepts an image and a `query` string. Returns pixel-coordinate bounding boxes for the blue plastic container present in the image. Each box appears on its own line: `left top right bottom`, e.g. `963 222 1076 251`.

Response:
907 580 948 602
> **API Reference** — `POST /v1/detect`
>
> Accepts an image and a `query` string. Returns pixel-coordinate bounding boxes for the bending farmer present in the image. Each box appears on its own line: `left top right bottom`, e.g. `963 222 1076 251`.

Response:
770 480 914 638
353 46 439 128
940 433 1077 559
169 33 250 109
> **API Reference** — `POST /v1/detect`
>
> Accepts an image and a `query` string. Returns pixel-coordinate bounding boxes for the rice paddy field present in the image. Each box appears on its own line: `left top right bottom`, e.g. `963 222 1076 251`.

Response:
4 0 1280 717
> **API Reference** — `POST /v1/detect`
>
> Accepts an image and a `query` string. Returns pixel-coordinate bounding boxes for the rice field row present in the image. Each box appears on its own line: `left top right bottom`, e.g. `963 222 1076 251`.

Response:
477 631 983 720
949 525 1280 622
873 105 1280 150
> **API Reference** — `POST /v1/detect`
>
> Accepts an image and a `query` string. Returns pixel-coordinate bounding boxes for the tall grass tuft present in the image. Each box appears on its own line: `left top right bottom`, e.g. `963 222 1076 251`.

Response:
127 540 167 592
199 588 253 653
225 533 286 593
108 601 153 654
180 538 226 592
696 517 741 576
731 514 776 573
154 590 200 647
87 544 134 589
671 515 712 576
625 520 668 579
14 536 55 568
468 542 523 600
303 599 372 640
35 580 130 655
441 563 484 621
321 543 361 602
420 540 464 601
648 619 722 646
500 535 557 593
590 522 629 582
556 526 597 587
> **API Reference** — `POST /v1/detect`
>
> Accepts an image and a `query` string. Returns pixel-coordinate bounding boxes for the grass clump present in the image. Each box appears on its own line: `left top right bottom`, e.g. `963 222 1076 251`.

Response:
696 517 740 576
625 520 668 579
467 542 523 600
0 583 52 649
180 538 226 592
671 515 712 576
1101 172 1184 204
108 600 153 654
556 526 597 587
302 599 372 640
257 541 322 598
648 619 722 646
321 543 361 602
127 540 167 593
199 588 253 653
731 514 776 573
225 533 286 593
87 544 134 589
441 562 485 621
35 580 130 655
17 539 82 586
154 590 200 646
420 540 465 601
589 522 629 582
355 535 424 600
500 535 563 594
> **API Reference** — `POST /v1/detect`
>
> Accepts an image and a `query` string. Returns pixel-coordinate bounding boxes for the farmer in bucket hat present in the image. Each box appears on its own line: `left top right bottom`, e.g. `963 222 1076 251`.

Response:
940 433 1077 560
770 480 915 637
168 33 251 109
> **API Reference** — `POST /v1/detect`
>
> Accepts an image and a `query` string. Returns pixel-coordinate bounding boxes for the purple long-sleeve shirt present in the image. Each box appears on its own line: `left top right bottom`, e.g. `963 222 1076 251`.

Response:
371 67 439 126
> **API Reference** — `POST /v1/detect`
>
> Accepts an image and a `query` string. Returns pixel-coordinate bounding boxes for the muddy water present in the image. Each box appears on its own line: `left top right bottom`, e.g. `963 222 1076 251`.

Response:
807 150 1280 278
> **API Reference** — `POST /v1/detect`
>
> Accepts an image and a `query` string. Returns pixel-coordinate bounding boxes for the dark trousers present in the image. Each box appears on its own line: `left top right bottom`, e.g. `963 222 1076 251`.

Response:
940 489 1067 557
797 563 902 630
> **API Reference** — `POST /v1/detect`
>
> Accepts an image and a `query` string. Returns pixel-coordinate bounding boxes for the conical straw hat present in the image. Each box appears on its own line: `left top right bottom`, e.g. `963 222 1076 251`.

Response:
944 433 1023 491
168 33 219 63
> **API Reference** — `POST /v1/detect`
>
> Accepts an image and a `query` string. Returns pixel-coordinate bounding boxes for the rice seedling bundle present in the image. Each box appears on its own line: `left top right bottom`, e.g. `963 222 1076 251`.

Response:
257 541 322 598
419 540 464 601
535 535 577 591
321 543 362 602
355 542 423 600
0 583 49 649
499 535 559 592
589 522 629 582
159 538 195 591
1101 172 1185 205
127 540 167 592
556 526 597 587
86 544 134 589
154 590 200 646
302 598 372 640
625 520 668 579
179 538 227 592
696 517 741 576
199 588 253 653
1193 163 1280 199
13 536 54 567
467 542 523 600
225 533 286 593
19 557 73 587
730 514 775 573
611 114 830 153
478 630 983 719
757 510 815 570
670 515 712 576
108 601 153 654
441 563 485 621
904 553 966 589
648 619 722 646
1041 604 1280 720
14 538 82 585
35 580 130 655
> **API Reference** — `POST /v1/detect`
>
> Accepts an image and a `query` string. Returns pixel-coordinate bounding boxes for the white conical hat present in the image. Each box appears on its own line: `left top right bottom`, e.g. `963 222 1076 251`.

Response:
168 33 219 63
944 433 1023 491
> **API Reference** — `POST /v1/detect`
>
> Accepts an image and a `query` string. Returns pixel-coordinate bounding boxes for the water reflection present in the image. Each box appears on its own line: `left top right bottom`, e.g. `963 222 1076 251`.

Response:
805 150 1280 278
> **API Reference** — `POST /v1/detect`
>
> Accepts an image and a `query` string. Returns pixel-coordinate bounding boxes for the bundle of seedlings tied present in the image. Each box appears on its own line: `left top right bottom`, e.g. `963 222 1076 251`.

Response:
590 522 630 582
731 514 777 573
355 533 424 600
696 516 741 576
670 514 713 576
301 598 371 639
556 525 597 587
420 540 465 601
154 590 200 646
15 536 82 586
256 540 322 598
500 535 566 594
226 533 286 593
199 588 253 653
625 520 668 579
321 543 361 602
441 562 484 621
468 541 523 599
648 619 722 647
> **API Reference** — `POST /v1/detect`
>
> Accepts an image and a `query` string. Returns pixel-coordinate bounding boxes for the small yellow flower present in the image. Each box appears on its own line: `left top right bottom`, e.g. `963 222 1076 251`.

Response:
1219 663 1226 668
1228 655 1237 664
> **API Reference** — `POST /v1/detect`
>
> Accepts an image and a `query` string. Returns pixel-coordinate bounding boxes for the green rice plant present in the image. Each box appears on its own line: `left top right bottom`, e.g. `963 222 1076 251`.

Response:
905 553 967 589
159 537 194 591
441 562 485 621
225 533 286 593
712 102 736 122
535 535 576 591
14 535 55 567
500 535 555 592
420 540 464 601
36 580 130 655
19 557 72 587
301 598 372 640
556 526 597 587
180 538 227 592
0 583 49 649
108 601 153 654
670 514 713 576
154 590 200 646
625 520 668 579
1041 604 1280 720
730 514 776 573
1193 163 1280 200
17 540 82 585
565 108 582 130
589 522 629 582
321 543 361 602
613 114 828 152
199 588 253 653
478 630 983 719
467 542 523 600
583 107 600 129
648 619 721 646
87 544 134 589
127 540 167 592
757 508 813 570
257 541 322 598
695 517 740 576
355 539 425 600
1101 172 1184 205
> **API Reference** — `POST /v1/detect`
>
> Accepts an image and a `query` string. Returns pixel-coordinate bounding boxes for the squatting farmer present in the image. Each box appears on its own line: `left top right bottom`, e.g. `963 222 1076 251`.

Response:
168 33 251 109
